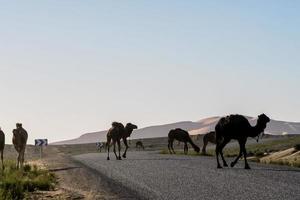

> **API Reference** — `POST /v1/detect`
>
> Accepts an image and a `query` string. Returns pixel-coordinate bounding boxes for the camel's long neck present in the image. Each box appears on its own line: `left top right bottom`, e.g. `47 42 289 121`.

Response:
125 127 133 137
188 137 199 150
251 120 267 137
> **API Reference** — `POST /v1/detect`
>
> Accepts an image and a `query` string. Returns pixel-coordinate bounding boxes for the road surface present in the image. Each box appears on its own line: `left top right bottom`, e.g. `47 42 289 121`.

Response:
74 151 300 200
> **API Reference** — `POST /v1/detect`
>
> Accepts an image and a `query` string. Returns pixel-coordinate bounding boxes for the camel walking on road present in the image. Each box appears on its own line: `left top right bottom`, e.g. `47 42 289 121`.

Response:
107 122 138 160
215 114 270 169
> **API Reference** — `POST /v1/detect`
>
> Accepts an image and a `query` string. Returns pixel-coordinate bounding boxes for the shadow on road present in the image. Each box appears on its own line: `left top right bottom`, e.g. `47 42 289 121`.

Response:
126 158 191 161
251 168 300 173
49 166 81 172
226 167 300 173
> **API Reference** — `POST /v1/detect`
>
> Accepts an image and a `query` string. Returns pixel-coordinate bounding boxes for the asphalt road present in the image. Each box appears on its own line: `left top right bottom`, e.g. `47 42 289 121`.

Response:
74 151 300 200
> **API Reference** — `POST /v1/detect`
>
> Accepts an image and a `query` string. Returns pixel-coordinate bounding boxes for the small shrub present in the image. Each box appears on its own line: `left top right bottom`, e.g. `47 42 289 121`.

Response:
0 160 57 200
23 164 31 172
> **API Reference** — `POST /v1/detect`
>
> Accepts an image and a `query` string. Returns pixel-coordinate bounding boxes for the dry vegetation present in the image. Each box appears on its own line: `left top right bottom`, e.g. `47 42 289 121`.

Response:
260 146 300 168
0 160 56 200
0 145 57 199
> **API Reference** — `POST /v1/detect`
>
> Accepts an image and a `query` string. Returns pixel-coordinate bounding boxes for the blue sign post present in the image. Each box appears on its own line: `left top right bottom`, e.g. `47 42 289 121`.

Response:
35 139 48 159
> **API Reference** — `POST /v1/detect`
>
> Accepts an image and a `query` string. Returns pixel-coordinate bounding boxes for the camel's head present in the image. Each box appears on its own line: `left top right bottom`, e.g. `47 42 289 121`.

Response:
125 123 138 135
258 113 270 124
16 123 22 128
256 114 270 138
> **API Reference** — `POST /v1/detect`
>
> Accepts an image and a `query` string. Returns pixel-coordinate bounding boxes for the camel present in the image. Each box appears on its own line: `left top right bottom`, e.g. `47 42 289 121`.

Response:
12 123 28 169
106 122 138 160
168 128 200 154
215 114 270 169
96 142 106 152
201 131 216 154
135 141 145 150
0 127 5 170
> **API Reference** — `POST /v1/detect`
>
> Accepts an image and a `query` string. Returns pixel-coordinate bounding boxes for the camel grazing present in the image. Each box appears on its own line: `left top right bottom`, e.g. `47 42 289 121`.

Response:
201 131 216 154
135 141 145 150
12 123 28 169
106 122 138 160
0 127 5 170
168 128 200 154
215 114 270 169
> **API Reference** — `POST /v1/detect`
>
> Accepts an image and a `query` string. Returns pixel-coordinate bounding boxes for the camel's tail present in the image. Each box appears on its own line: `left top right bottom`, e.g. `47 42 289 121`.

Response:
188 137 200 153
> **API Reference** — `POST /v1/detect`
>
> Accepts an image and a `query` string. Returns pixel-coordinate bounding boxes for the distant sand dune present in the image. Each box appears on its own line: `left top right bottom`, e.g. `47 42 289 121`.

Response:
52 116 300 145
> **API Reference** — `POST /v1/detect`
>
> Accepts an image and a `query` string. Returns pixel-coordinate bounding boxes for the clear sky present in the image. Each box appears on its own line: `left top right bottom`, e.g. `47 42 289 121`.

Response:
0 1 299 144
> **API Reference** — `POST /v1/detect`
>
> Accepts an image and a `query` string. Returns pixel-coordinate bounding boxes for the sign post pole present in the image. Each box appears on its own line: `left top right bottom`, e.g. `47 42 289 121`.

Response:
40 146 43 159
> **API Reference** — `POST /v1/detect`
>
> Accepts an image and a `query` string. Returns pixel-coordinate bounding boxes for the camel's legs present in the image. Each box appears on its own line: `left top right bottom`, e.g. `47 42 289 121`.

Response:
184 142 188 155
168 139 172 154
122 139 129 158
1 150 3 170
215 141 223 169
107 138 111 160
117 139 121 160
170 140 176 154
202 139 208 154
231 140 244 167
16 152 20 169
112 141 118 160
172 145 176 154
242 142 250 169
219 138 230 167
21 149 25 169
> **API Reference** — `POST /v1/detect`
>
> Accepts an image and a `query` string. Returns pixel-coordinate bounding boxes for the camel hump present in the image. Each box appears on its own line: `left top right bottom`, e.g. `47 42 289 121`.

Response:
168 128 189 137
112 122 124 129
172 128 185 133
219 114 248 126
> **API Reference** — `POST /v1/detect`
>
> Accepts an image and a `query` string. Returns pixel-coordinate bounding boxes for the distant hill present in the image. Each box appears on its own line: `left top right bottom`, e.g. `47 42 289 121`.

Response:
52 116 300 145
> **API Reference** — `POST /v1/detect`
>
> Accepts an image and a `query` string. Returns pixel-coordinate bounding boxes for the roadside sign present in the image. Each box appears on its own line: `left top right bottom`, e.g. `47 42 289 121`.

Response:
35 139 48 146
34 139 48 159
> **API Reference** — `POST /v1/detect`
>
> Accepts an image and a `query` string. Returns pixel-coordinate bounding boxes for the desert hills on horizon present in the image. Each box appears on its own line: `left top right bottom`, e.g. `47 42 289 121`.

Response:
52 116 300 145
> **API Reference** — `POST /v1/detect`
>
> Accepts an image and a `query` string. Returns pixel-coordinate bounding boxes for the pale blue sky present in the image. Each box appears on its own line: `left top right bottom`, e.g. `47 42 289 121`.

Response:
0 1 299 144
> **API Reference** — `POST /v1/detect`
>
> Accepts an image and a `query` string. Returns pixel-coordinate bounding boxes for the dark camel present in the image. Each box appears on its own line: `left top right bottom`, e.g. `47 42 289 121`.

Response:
215 114 270 169
168 128 200 154
12 123 28 169
0 127 5 170
106 122 138 160
135 141 145 150
201 131 216 154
